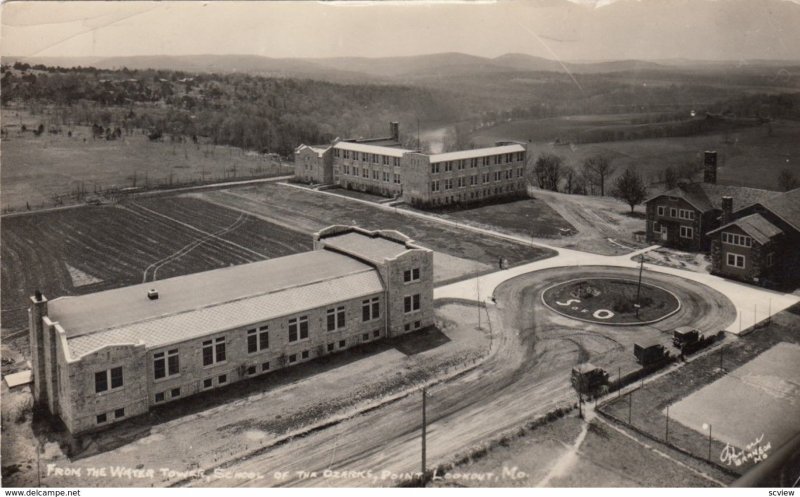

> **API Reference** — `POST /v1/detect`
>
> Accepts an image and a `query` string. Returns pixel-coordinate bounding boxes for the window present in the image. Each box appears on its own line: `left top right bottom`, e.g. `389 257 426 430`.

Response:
95 367 123 393
203 378 213 389
373 330 380 338
431 180 440 192
670 208 677 218
247 366 256 375
114 408 125 418
766 252 774 267
261 362 270 371
339 339 346 348
171 388 181 398
288 316 309 342
202 337 226 366
96 413 107 424
327 306 346 331
362 297 380 321
404 294 421 313
247 326 269 353
301 350 309 360
218 374 227 385
95 371 108 393
679 209 695 220
431 163 440 174
288 354 297 364
722 232 752 247
404 268 420 282
727 253 745 268
362 333 369 341
404 323 411 331
657 206 666 216
680 226 694 239
415 321 421 329
155 392 166 403
327 343 335 352
154 349 179 379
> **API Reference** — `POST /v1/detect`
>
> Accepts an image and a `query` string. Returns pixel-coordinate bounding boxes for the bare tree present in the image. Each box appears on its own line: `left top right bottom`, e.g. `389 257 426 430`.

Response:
562 166 578 194
612 167 648 213
532 153 562 191
663 166 679 189
583 155 615 196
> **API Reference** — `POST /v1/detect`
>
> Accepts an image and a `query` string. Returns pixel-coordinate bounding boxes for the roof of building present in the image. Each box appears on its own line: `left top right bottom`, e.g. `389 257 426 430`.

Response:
322 230 414 264
49 250 383 356
707 213 784 244
646 182 780 213
429 144 526 163
295 144 331 157
333 141 412 158
758 187 800 233
66 269 382 358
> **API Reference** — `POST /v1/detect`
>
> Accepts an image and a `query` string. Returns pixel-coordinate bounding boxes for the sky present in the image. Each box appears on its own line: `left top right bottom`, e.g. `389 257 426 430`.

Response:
2 0 800 62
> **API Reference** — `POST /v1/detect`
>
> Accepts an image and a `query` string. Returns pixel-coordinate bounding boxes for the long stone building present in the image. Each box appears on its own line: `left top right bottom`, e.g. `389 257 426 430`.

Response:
29 226 433 434
294 122 531 208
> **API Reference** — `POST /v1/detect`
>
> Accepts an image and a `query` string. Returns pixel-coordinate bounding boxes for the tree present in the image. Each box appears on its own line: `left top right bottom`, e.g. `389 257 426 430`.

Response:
612 167 648 213
777 168 800 192
532 153 563 191
583 155 615 196
663 166 678 190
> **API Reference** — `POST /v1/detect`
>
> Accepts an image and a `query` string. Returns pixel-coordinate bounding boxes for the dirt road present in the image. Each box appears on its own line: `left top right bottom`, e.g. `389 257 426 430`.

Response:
191 266 735 488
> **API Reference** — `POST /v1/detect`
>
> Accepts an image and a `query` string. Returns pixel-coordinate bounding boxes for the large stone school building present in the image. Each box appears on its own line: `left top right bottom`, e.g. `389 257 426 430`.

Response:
28 227 434 434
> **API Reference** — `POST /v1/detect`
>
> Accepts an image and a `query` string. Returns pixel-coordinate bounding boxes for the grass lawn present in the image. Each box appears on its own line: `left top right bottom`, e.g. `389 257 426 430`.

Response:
1 109 292 211
542 278 680 324
472 117 799 191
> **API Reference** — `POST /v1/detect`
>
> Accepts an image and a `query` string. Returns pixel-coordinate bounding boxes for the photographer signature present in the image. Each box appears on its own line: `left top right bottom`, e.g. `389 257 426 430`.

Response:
720 433 771 466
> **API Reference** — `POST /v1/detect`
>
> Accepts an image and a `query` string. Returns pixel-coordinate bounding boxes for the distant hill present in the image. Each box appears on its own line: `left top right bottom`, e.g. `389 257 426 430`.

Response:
9 52 799 83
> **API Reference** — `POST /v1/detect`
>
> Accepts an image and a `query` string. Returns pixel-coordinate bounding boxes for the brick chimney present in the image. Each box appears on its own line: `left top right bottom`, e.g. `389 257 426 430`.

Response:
721 196 733 225
390 122 399 142
704 151 717 184
29 290 49 406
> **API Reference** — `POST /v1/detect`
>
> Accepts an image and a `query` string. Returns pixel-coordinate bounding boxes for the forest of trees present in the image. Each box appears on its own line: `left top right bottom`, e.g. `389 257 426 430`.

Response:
0 63 474 156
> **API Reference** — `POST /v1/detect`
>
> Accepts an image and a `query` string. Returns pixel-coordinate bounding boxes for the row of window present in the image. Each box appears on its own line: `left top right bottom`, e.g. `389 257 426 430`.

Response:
721 232 752 247
725 251 774 269
652 223 694 240
430 152 524 173
96 407 125 425
340 165 402 184
431 170 522 192
429 184 524 205
403 268 420 283
334 148 402 167
656 206 695 220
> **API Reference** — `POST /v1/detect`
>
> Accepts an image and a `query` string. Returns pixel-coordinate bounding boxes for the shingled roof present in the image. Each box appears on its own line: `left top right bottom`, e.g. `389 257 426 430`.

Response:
758 188 800 233
707 214 784 244
646 183 780 213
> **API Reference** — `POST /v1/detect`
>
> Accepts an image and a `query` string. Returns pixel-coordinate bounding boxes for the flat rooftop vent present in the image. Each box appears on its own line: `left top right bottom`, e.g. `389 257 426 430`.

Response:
147 289 159 300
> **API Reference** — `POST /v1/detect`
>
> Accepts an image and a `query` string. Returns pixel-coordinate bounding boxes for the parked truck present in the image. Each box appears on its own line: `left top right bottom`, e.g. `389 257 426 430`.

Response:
571 362 609 394
633 338 670 366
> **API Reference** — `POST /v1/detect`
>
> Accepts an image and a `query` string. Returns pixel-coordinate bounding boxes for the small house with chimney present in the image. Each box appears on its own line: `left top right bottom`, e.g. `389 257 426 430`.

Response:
706 188 800 289
644 151 779 251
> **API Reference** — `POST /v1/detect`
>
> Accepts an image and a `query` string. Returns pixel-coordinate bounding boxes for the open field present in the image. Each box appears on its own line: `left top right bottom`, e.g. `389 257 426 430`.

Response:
598 303 800 476
472 117 799 191
195 183 556 277
0 301 490 487
0 108 292 211
428 188 646 256
0 197 311 332
430 413 730 487
417 197 575 240
668 342 800 450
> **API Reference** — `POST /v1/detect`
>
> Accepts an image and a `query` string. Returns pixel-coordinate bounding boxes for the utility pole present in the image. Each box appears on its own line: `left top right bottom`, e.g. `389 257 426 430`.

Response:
476 270 482 330
628 391 632 424
665 405 670 442
617 367 622 398
635 254 645 318
421 387 427 479
417 117 420 152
